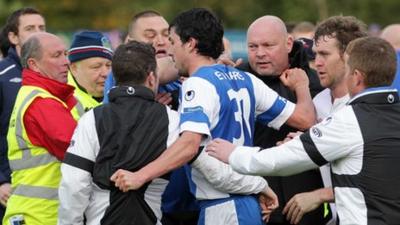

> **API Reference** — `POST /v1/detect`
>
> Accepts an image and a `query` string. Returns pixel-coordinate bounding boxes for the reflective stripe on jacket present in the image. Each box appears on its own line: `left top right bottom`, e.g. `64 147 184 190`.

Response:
3 85 77 225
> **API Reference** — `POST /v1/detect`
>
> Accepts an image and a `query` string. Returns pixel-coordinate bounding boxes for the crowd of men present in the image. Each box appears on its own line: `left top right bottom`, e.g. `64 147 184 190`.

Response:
0 6 400 225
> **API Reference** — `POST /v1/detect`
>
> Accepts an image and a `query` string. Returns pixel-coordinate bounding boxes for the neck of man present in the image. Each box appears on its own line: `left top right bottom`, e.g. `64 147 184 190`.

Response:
188 55 216 76
15 45 22 57
330 79 348 103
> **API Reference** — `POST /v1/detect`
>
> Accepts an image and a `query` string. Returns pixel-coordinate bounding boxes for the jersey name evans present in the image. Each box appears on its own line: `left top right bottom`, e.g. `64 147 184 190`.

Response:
214 71 244 81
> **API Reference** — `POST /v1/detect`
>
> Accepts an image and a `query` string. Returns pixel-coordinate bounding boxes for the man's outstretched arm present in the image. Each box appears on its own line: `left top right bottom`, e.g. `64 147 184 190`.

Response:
111 131 202 192
207 111 357 176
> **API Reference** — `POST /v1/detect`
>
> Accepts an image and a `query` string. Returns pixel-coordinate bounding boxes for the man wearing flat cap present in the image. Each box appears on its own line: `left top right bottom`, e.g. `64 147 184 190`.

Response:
68 30 113 115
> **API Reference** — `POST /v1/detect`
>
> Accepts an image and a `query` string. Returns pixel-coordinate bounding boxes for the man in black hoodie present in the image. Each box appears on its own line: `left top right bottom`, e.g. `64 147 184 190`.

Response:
237 15 328 225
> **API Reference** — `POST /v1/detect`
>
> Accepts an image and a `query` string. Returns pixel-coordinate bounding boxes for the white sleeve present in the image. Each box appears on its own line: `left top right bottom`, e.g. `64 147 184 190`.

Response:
191 150 268 194
249 73 295 130
58 110 99 225
229 107 360 176
179 77 219 137
166 106 180 147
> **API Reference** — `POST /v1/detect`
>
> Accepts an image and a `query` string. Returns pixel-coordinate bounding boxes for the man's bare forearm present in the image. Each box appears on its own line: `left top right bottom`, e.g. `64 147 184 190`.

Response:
135 131 202 183
314 187 335 203
287 84 316 130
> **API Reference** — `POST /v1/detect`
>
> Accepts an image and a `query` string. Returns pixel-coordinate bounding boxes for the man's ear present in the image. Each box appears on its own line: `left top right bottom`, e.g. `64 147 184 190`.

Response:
8 31 19 46
148 71 155 86
354 69 366 87
147 71 159 92
286 35 294 53
27 58 39 72
187 37 197 53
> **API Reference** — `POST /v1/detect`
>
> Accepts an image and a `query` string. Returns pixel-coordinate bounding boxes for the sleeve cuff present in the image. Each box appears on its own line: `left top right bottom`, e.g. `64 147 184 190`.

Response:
0 172 10 185
269 101 295 130
180 121 211 137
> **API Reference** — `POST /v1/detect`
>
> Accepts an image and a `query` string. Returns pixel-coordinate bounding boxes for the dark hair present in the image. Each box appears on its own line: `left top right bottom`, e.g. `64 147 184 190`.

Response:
128 10 161 34
20 35 42 68
4 7 44 48
5 7 43 36
314 16 367 55
0 27 10 57
112 41 157 85
169 8 224 59
346 37 396 87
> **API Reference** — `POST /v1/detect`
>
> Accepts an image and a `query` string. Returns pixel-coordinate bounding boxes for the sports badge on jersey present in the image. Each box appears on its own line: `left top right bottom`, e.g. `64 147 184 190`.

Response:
311 127 323 138
387 93 395 103
185 90 195 101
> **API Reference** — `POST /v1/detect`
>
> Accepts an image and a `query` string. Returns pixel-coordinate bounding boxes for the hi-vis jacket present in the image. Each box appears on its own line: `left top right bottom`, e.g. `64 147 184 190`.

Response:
67 72 100 117
3 69 78 225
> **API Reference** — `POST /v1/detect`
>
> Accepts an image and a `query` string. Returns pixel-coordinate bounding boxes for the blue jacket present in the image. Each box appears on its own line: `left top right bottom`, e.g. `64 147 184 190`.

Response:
102 72 114 104
391 51 400 95
0 47 22 185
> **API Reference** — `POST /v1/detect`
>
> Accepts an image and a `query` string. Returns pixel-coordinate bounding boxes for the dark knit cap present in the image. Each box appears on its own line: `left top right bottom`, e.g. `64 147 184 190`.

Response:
297 37 316 60
68 30 113 63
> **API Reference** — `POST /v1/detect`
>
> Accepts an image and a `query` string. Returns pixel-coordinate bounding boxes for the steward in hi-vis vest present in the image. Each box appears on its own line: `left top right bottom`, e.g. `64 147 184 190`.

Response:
3 32 77 225
68 30 113 116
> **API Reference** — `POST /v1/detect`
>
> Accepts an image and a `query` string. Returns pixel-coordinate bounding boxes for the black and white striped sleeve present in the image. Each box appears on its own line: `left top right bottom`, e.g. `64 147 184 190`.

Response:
229 106 360 176
58 110 100 225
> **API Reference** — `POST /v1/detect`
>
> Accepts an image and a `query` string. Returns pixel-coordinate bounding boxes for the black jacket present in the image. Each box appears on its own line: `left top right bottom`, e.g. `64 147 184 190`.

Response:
92 86 170 225
0 47 22 186
238 41 330 224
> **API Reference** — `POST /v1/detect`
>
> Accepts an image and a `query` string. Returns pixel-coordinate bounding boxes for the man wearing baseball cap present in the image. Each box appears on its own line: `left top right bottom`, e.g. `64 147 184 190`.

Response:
68 30 113 115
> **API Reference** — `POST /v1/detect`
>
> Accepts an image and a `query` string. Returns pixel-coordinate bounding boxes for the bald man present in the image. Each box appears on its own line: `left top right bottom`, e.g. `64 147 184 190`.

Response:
381 24 400 95
237 16 327 225
4 32 77 225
